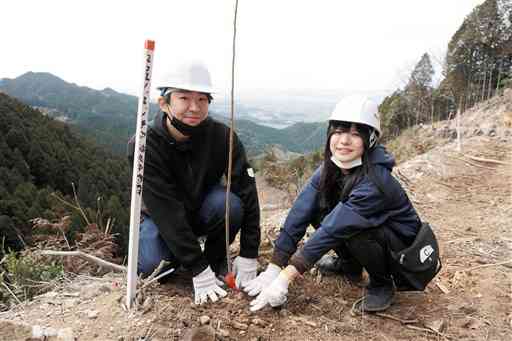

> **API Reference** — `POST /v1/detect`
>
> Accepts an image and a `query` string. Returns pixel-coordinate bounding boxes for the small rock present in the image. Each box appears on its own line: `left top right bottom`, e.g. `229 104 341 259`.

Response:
462 318 485 329
304 320 318 328
279 309 289 318
459 305 478 315
182 326 215 341
142 296 154 313
425 319 446 333
217 328 229 337
42 291 59 299
199 315 210 325
231 321 248 330
57 327 75 341
251 318 267 327
87 310 99 319
98 284 112 294
63 299 78 309
221 297 237 305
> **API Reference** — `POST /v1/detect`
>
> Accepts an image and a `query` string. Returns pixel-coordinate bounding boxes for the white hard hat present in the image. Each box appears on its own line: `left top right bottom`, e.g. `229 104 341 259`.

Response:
329 95 381 136
157 62 215 94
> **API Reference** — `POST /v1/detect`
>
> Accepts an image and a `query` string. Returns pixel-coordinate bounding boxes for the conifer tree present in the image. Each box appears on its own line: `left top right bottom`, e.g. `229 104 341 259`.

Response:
405 53 435 125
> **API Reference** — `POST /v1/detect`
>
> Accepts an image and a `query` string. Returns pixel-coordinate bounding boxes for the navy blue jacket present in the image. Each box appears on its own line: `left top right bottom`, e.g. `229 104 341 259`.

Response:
272 145 420 273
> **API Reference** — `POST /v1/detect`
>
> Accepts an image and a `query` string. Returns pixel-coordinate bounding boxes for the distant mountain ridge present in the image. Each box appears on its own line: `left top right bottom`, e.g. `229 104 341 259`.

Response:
0 72 149 118
0 72 326 155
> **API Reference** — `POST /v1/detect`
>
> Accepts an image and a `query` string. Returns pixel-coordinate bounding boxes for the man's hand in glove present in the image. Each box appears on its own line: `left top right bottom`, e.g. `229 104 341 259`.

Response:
242 263 281 296
192 266 227 305
249 271 290 311
232 256 258 289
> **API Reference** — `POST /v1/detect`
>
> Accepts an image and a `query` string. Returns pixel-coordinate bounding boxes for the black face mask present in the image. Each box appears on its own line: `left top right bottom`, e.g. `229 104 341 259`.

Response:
167 114 207 137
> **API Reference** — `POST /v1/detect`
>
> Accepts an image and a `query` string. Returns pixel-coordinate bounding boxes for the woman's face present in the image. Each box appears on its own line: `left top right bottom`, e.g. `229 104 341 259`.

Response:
329 124 365 163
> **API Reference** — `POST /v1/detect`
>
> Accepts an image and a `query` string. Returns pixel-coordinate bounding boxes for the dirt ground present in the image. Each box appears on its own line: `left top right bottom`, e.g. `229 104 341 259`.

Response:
1 110 511 340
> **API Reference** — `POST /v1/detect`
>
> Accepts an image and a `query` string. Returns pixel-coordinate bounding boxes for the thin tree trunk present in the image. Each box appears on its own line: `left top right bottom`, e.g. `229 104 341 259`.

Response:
463 63 473 112
469 80 474 108
416 99 420 126
487 66 494 99
495 60 502 92
464 88 470 112
431 98 435 124
481 66 487 102
456 98 462 152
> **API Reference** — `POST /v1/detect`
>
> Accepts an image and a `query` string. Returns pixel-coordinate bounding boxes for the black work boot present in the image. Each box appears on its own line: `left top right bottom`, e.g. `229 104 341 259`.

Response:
355 281 395 312
316 255 365 286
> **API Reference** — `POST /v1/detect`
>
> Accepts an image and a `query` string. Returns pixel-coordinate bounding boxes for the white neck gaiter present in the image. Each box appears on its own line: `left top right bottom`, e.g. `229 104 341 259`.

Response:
330 155 362 169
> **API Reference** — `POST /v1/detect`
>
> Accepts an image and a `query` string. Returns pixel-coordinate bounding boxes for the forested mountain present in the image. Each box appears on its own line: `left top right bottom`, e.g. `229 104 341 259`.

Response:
0 72 159 155
0 72 326 156
0 93 131 256
378 0 511 140
215 117 327 155
443 0 511 110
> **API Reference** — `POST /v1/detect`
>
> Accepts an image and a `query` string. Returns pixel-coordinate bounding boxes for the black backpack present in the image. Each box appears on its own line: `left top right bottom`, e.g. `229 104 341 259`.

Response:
390 222 442 291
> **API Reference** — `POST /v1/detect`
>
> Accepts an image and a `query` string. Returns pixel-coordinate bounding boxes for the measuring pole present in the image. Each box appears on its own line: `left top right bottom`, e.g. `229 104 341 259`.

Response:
126 40 155 309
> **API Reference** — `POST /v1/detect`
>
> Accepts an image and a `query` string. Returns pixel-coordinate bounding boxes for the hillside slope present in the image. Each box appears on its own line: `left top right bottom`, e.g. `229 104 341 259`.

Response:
0 72 326 156
1 91 510 340
0 93 131 254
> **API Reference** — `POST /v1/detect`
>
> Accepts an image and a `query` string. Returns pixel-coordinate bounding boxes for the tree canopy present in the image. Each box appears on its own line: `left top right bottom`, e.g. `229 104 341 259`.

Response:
0 93 131 256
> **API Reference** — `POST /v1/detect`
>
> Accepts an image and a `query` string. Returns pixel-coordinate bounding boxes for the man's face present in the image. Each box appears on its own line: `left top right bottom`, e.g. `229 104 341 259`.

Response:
169 90 209 126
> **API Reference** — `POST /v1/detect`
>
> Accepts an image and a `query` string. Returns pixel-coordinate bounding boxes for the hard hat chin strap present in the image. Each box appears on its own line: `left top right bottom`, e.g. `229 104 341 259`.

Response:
369 129 378 148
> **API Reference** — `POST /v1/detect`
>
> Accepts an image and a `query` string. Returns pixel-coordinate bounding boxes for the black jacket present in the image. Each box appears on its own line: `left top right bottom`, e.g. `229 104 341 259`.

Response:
128 111 260 275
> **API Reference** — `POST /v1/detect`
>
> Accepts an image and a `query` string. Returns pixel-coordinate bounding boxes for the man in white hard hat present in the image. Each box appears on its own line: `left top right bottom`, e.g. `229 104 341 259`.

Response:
128 62 261 305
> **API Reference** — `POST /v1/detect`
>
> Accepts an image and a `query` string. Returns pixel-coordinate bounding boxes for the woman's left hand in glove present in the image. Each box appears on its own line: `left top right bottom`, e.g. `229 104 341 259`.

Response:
249 271 291 311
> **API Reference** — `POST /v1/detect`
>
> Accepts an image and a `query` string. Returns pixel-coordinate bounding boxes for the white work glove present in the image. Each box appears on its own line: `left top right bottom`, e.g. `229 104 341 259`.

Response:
192 266 227 305
242 263 281 296
232 256 258 289
249 271 290 312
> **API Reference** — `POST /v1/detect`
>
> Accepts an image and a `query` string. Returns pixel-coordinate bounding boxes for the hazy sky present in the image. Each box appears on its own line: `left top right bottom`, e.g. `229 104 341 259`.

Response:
1 0 484 98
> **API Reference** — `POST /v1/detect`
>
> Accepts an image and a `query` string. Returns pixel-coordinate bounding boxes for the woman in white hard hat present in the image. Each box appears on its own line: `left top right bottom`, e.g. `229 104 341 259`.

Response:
244 95 438 313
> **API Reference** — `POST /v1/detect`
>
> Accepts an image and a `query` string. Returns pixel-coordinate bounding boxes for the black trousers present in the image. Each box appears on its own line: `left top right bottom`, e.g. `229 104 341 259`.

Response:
343 227 410 287
312 212 410 287
138 185 243 276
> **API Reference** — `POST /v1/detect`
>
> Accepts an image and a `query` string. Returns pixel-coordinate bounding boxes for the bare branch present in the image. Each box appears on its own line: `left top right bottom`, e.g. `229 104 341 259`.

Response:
1 281 22 305
458 259 512 272
464 155 510 166
71 182 91 225
41 250 126 272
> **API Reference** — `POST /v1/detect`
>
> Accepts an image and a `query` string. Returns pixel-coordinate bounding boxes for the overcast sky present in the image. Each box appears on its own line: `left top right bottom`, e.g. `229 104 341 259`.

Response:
1 0 484 98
